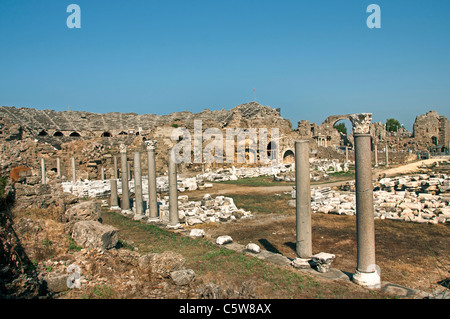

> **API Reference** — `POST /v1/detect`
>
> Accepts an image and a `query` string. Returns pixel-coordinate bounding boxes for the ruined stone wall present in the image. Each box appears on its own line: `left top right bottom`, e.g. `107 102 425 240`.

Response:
413 110 450 151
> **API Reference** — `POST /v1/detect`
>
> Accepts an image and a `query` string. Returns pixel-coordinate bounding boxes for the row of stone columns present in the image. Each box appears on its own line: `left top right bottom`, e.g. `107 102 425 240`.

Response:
111 142 167 224
295 113 381 289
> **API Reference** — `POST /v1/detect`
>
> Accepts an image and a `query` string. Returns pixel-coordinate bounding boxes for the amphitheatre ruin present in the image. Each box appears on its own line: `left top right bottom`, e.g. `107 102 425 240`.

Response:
0 102 449 300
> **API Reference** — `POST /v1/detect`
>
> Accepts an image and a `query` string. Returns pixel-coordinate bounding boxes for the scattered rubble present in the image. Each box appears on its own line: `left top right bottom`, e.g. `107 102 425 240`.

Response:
289 172 450 225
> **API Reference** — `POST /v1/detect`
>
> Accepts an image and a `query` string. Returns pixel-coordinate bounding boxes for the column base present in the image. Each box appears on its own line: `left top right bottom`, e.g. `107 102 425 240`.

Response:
110 206 121 211
121 209 133 215
133 214 146 221
352 269 381 289
166 223 182 229
147 217 160 223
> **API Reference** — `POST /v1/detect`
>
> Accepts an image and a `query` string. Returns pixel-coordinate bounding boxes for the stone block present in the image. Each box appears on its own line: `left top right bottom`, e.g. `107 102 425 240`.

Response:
72 220 119 250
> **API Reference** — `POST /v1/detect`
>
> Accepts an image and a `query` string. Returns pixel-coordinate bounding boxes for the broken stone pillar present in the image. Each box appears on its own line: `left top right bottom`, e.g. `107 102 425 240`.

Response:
72 157 76 183
349 113 381 289
295 140 312 258
110 179 120 210
41 158 46 184
345 146 349 164
127 162 132 181
385 143 389 167
120 144 131 213
56 157 62 179
113 155 118 179
146 140 159 222
168 149 181 229
133 151 145 220
101 167 105 180
374 144 378 167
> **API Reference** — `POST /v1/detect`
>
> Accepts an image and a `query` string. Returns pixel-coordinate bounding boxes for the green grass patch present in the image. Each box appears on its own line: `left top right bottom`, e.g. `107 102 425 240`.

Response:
230 193 293 215
217 175 294 187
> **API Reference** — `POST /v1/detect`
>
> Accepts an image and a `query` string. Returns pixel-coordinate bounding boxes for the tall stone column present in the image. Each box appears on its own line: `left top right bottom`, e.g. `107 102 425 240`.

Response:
110 179 121 210
133 151 145 220
56 157 62 179
295 140 312 258
385 143 389 167
72 157 76 183
349 113 381 289
168 149 181 229
374 144 378 167
345 146 349 164
120 144 131 213
41 158 46 184
146 140 159 222
113 155 118 179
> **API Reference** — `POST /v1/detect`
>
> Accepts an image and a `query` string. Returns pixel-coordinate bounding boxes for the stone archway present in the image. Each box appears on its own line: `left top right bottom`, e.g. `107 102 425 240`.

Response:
282 149 295 164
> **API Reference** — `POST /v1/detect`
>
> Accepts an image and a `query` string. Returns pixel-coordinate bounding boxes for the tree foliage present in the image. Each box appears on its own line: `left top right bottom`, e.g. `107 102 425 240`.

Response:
334 122 347 135
386 118 401 132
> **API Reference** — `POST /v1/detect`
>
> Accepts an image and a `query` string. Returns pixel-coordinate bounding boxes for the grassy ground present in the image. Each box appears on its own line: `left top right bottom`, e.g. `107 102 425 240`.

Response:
216 171 355 188
101 209 388 299
203 192 450 295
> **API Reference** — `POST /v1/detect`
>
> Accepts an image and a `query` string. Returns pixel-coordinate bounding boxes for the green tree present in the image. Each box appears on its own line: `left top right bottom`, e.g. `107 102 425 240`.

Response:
386 118 401 132
334 122 347 135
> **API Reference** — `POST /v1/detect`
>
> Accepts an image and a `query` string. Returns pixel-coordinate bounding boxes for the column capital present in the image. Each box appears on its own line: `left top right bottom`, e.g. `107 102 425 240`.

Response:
119 143 127 153
349 113 372 135
145 140 157 151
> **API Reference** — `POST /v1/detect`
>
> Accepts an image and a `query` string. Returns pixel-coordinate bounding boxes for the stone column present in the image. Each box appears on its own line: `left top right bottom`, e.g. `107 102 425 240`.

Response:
146 140 159 222
374 144 378 167
349 113 381 289
41 158 46 184
110 179 121 210
345 146 349 164
101 167 105 180
385 143 389 167
72 157 76 183
114 155 119 179
56 157 62 179
127 162 132 181
168 149 181 228
133 151 145 220
295 140 312 258
120 144 131 214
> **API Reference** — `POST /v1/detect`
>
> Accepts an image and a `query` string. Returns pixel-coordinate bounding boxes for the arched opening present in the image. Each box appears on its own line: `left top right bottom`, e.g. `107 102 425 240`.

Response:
69 132 81 137
431 136 438 146
38 130 48 136
267 141 277 160
53 131 64 137
333 119 352 147
118 131 128 135
101 132 112 137
282 150 295 164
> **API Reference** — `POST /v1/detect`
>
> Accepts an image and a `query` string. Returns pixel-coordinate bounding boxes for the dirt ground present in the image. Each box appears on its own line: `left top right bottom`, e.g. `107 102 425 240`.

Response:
182 158 450 294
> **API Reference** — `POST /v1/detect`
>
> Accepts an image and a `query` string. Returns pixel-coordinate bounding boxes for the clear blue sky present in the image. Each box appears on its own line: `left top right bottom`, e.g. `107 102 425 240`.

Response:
1 0 449 131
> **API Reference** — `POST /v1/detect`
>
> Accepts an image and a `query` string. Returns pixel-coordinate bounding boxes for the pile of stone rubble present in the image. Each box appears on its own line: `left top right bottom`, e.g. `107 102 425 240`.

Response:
158 194 253 226
290 173 450 224
61 164 293 198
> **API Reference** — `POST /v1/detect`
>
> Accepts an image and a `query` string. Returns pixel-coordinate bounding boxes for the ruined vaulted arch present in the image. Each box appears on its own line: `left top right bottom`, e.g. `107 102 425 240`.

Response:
53 131 64 137
38 130 48 136
282 149 295 164
101 131 112 137
69 131 81 137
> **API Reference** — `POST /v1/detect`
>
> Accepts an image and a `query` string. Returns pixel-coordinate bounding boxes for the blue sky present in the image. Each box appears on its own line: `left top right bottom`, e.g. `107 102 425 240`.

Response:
1 0 449 131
